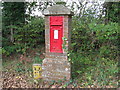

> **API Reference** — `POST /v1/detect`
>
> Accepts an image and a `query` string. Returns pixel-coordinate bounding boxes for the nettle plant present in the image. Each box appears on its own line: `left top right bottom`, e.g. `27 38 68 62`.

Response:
62 36 71 62
62 37 68 52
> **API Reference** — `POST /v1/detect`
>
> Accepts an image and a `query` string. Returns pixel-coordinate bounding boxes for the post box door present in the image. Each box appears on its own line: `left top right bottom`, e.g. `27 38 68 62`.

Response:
50 26 63 53
50 16 63 53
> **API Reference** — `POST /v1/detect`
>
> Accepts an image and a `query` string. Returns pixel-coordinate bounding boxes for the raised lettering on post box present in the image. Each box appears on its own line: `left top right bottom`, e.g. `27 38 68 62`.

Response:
50 16 63 53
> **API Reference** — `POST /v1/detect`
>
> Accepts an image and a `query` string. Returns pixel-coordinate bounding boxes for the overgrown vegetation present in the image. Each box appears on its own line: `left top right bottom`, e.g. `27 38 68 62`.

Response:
2 18 44 56
2 1 119 88
70 4 119 87
70 17 118 87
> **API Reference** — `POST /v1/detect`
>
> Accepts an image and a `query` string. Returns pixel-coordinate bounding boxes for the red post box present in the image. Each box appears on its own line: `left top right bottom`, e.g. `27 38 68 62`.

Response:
50 16 63 53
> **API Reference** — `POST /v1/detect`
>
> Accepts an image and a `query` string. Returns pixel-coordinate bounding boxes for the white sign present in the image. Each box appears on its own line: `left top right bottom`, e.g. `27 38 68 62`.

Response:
54 30 58 39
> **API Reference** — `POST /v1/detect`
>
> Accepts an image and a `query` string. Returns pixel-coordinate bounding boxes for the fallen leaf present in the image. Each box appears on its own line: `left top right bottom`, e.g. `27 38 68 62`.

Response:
51 85 56 88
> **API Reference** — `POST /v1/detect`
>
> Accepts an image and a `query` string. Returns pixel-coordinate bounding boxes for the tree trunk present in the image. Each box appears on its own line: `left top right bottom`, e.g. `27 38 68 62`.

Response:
10 27 14 43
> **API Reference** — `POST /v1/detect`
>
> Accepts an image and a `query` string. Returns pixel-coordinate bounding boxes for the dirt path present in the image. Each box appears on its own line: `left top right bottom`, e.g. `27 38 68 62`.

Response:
2 71 79 88
3 71 32 88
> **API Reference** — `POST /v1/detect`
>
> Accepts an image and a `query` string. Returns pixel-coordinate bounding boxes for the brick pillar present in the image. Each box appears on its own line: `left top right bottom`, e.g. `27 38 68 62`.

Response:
42 4 73 81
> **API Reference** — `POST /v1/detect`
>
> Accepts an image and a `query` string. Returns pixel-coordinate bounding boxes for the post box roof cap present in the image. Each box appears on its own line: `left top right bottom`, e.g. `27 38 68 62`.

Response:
43 4 74 15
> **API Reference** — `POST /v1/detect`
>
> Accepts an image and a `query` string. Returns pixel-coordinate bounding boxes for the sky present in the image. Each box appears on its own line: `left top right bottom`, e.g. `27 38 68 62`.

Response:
30 0 105 17
0 0 105 17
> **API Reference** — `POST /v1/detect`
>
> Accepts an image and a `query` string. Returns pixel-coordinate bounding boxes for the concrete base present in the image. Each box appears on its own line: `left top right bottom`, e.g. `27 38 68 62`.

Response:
42 57 71 81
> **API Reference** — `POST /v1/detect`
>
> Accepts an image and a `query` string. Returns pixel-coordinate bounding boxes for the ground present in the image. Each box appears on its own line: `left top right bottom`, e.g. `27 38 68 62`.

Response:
2 47 117 88
2 48 78 88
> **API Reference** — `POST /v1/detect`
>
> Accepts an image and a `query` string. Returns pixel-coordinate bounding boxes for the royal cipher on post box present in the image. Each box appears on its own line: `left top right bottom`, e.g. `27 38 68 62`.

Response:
42 4 73 81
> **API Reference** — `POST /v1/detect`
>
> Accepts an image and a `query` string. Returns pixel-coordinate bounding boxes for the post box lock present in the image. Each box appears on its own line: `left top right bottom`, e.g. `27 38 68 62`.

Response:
54 41 57 43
